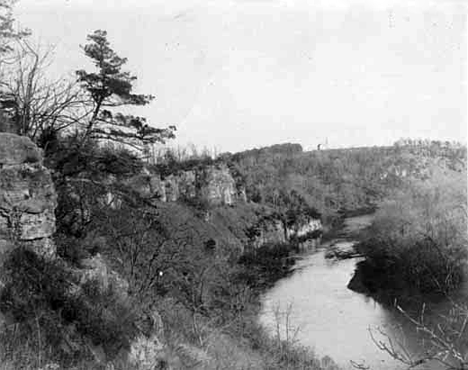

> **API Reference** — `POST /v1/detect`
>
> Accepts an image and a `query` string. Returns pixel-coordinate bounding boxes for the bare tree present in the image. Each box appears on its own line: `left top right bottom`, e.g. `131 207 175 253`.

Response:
352 303 468 370
0 0 30 133
0 40 86 147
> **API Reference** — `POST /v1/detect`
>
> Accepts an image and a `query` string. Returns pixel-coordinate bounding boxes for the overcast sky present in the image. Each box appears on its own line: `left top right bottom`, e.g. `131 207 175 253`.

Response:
14 0 467 152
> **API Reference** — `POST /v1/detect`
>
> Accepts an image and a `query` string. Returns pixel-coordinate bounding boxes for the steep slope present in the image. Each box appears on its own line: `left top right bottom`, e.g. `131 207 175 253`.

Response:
226 141 467 223
0 133 333 370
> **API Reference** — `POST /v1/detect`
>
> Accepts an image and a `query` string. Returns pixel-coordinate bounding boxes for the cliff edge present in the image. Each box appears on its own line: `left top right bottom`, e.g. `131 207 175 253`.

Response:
0 133 57 259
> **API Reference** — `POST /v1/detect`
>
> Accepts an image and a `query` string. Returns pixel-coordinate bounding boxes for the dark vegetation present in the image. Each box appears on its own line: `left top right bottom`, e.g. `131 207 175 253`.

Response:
0 10 337 368
237 243 296 290
0 248 138 369
350 169 468 302
345 163 468 369
1 2 467 369
349 171 468 370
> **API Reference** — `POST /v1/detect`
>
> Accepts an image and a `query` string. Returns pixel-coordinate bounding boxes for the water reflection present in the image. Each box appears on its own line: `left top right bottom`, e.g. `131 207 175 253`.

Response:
259 215 450 370
260 249 408 369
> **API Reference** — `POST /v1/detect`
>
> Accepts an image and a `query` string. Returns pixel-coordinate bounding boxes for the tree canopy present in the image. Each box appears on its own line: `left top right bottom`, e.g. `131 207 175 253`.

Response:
0 0 28 59
76 30 175 149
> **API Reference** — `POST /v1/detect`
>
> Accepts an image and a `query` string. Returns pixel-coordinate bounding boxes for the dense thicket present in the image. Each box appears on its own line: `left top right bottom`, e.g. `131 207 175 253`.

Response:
352 168 468 298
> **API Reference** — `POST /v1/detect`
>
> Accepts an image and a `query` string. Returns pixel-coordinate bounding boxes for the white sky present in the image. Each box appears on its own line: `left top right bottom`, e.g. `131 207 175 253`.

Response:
13 0 468 152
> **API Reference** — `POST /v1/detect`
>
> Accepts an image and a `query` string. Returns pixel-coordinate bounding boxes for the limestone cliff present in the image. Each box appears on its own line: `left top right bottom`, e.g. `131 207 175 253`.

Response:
0 133 326 369
287 218 322 240
0 133 57 258
0 133 171 369
247 218 286 249
247 213 322 250
130 163 245 206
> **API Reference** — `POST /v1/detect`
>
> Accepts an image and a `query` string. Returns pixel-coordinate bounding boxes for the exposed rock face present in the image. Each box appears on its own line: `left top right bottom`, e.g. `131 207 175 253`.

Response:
200 164 237 206
0 133 57 257
290 218 323 250
129 163 243 206
249 219 287 249
0 133 42 165
287 218 322 239
161 171 196 202
0 134 175 369
248 215 323 250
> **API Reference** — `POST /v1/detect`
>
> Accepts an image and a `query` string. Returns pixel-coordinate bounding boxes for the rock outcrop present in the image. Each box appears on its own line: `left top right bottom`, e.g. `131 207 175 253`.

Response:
79 253 130 300
287 218 322 239
248 218 286 249
247 214 322 250
0 133 57 258
287 217 323 250
128 163 244 206
200 164 237 206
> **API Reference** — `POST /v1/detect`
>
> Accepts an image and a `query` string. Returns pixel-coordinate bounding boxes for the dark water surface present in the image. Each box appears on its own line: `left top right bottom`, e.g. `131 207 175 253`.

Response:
260 215 452 370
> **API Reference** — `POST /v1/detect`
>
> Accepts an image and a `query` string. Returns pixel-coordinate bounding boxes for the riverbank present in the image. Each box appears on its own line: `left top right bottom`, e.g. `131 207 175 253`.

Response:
259 214 406 370
234 241 342 370
348 253 457 307
321 207 376 242
257 214 380 369
349 173 467 306
259 213 465 370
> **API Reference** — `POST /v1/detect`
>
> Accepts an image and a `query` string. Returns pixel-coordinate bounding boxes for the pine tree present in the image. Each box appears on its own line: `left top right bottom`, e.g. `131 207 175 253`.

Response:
76 30 175 149
0 0 29 57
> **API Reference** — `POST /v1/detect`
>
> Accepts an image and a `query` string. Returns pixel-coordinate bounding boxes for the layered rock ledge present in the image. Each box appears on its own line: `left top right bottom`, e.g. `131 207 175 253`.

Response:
0 133 57 258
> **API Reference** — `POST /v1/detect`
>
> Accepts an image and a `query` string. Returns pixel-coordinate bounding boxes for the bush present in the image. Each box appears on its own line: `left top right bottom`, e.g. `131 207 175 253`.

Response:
0 248 138 367
237 242 295 289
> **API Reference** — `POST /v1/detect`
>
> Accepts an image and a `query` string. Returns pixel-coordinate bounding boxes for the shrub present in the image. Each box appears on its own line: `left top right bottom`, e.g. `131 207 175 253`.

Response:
0 248 139 367
237 242 295 289
55 233 102 265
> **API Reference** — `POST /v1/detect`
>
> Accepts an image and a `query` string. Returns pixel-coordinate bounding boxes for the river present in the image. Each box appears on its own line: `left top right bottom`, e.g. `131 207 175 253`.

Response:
259 214 454 370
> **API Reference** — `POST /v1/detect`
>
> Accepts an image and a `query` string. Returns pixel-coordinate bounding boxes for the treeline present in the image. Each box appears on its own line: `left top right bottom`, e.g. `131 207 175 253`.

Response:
142 139 466 234
352 168 468 298
223 142 467 227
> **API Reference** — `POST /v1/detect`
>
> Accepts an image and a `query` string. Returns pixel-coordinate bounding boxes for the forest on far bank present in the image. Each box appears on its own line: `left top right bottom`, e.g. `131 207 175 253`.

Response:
1 1 467 369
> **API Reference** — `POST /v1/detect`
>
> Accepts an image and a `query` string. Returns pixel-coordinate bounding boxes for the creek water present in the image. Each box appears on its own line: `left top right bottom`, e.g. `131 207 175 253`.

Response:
259 215 455 370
